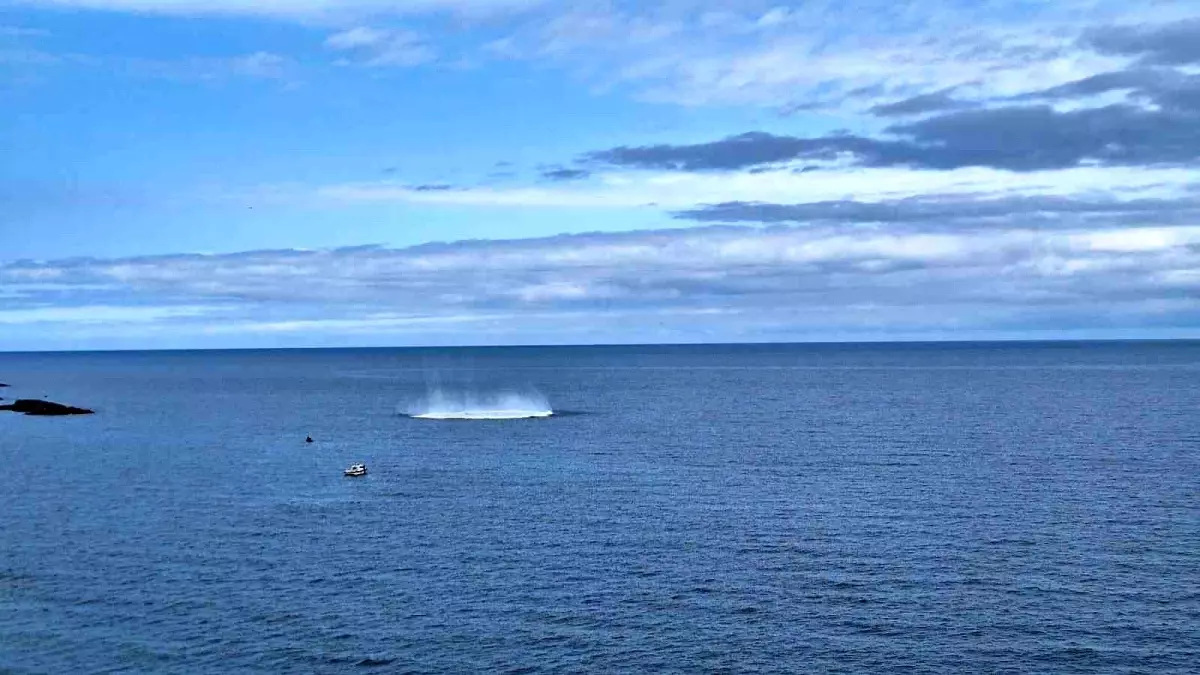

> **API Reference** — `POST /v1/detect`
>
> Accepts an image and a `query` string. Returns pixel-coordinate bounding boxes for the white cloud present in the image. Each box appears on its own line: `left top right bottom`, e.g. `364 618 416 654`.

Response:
632 32 1128 109
0 40 292 80
464 1 1200 110
197 311 512 334
1070 227 1197 253
0 25 50 37
13 1 1200 112
316 165 1199 209
115 51 296 81
0 304 222 325
3 222 1198 335
228 51 290 78
0 46 62 66
325 26 435 67
325 26 390 49
10 0 547 19
2 212 1197 348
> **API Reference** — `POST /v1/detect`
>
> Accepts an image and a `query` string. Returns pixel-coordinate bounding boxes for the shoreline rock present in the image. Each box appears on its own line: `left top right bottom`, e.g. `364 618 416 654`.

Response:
0 399 95 416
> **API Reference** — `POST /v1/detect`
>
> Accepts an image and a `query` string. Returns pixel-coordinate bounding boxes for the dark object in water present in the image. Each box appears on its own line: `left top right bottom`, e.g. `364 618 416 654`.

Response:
0 399 95 416
306 436 314 443
0 382 8 387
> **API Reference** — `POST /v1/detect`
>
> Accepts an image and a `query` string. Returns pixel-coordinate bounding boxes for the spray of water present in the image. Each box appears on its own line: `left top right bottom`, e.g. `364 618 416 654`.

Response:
403 387 553 420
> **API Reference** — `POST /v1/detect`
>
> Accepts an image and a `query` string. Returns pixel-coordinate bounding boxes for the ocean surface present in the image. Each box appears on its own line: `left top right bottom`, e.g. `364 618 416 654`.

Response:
1 342 1198 674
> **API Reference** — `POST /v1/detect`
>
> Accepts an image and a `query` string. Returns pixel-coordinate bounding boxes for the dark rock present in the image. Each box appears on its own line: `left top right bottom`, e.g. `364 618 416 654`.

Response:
0 399 94 416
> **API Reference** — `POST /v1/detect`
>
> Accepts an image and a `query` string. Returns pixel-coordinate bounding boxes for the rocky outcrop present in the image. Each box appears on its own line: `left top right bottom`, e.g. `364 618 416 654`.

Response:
0 399 94 416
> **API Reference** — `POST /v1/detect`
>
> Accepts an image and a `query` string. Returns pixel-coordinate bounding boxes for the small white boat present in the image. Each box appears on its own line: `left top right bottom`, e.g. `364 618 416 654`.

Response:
343 463 367 477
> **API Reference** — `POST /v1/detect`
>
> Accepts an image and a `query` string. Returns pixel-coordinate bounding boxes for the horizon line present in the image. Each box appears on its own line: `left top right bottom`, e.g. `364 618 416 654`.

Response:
2 336 1198 356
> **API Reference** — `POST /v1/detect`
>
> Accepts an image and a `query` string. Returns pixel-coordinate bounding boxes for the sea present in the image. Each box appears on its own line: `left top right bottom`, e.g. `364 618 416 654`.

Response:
0 342 1197 674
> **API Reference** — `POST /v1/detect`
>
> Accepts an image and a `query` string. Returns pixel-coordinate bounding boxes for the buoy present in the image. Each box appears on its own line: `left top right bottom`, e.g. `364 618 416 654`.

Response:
305 436 314 443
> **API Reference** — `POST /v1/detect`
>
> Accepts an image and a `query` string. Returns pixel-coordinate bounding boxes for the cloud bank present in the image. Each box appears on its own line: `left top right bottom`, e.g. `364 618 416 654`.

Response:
3 217 1198 348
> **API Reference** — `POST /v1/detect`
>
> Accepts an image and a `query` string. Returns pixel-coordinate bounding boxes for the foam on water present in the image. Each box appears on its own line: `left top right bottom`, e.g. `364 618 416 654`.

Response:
403 388 553 420
412 409 554 420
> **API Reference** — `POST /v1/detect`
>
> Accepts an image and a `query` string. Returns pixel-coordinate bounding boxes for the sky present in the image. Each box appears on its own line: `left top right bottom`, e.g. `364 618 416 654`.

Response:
2 0 1200 350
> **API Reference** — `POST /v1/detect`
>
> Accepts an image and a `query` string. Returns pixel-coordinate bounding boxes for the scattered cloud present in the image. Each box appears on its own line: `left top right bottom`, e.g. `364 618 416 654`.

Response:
227 51 290 79
12 2 1200 114
539 166 591 181
325 26 390 50
0 45 63 67
870 89 978 117
317 164 1197 210
1018 66 1200 113
1085 18 1200 66
473 1 1158 109
418 2 1200 117
586 83 1200 172
0 25 50 38
119 51 296 82
9 0 548 20
0 304 220 325
588 132 865 172
325 26 435 67
674 194 1200 230
0 45 294 81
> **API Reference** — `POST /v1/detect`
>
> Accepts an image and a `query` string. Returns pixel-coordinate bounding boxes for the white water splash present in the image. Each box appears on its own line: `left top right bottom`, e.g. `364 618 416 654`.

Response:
404 388 553 420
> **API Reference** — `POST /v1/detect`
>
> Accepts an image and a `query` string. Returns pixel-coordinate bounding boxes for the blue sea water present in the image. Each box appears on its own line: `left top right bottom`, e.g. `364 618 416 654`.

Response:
1 342 1198 673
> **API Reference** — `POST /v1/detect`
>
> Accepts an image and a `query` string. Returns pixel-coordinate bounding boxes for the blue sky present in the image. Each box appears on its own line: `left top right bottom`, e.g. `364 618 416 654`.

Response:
2 0 1200 349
